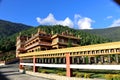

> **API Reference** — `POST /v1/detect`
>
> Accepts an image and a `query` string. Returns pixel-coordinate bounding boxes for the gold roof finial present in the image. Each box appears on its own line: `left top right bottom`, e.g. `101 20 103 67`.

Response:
77 35 80 38
51 30 54 35
66 30 68 34
70 32 73 36
19 32 21 36
38 28 40 33
64 30 69 36
31 34 34 37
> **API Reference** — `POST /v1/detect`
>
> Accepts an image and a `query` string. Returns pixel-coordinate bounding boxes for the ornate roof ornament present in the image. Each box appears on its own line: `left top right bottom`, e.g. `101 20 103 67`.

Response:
51 30 54 35
37 28 40 33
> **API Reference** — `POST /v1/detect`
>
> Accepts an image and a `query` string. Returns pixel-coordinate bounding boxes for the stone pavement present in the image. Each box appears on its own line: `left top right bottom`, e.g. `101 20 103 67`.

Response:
0 63 51 80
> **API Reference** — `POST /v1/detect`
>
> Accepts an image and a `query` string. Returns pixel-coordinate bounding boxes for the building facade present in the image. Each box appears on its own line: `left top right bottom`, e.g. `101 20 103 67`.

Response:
16 29 81 57
51 31 80 49
16 34 27 57
17 29 120 77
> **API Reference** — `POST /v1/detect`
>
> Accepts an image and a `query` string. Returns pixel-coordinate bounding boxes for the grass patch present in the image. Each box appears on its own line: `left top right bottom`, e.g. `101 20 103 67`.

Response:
37 67 120 79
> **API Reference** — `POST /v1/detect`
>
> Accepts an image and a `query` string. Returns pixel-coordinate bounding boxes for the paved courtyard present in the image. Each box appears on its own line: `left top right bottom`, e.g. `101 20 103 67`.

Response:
0 63 51 80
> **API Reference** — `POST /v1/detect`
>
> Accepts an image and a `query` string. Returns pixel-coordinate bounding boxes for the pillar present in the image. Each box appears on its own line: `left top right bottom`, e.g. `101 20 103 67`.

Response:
46 58 48 63
77 57 80 64
82 56 85 64
66 53 72 77
94 57 97 64
55 58 57 64
19 58 23 69
45 58 47 63
33 56 37 72
101 56 104 63
116 54 119 63
63 57 66 64
59 58 61 64
40 58 42 63
42 58 44 63
36 58 38 63
72 57 75 64
51 58 54 63
47 58 49 63
108 55 111 63
88 57 91 64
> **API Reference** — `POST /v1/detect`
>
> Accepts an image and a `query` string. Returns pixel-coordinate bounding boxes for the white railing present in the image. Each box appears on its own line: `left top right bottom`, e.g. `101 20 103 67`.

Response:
20 63 120 70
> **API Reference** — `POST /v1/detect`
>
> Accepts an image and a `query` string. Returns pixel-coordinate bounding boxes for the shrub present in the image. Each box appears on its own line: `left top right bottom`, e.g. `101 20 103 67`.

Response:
84 73 90 78
41 69 47 73
73 72 77 76
75 73 84 78
113 74 120 80
57 72 66 76
57 72 63 76
105 74 113 80
38 68 41 72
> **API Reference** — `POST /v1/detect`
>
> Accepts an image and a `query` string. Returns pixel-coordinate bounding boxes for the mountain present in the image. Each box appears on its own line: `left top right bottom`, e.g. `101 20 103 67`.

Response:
0 20 32 38
0 19 32 52
0 25 110 52
0 20 111 61
0 20 111 53
82 26 120 41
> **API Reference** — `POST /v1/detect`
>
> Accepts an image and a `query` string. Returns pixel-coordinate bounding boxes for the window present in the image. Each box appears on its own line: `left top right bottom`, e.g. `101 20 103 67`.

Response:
92 51 95 54
35 49 37 52
36 39 39 42
38 48 40 51
101 50 104 53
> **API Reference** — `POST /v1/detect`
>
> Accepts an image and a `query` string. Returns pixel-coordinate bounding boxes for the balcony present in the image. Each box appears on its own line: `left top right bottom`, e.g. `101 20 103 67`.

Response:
17 48 26 53
25 41 51 50
39 41 51 46
25 42 39 50
52 41 79 47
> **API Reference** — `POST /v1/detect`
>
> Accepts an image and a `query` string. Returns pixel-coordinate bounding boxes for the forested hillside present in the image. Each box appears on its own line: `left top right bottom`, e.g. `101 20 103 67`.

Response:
0 19 32 52
82 26 120 41
0 25 111 53
0 20 31 38
0 19 114 54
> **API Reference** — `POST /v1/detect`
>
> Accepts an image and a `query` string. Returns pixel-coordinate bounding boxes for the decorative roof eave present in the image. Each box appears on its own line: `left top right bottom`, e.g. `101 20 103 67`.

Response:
51 34 80 40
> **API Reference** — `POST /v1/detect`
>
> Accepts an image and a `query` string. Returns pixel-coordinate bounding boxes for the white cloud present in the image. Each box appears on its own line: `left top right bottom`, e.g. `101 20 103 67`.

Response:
109 19 120 27
36 13 56 25
36 13 73 28
77 17 93 29
58 17 74 28
74 14 94 29
74 14 81 20
74 14 81 24
36 13 94 29
106 16 113 19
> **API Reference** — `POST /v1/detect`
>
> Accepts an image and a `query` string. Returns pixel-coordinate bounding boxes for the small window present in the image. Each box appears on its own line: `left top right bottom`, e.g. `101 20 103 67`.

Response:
36 39 39 42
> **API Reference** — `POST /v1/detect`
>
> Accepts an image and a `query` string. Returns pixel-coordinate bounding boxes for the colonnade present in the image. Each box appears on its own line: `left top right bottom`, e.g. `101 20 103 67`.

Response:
19 46 120 77
21 54 120 65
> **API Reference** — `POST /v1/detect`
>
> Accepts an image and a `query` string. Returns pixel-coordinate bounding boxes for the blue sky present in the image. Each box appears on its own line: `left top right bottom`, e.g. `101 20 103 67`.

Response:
0 0 120 29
